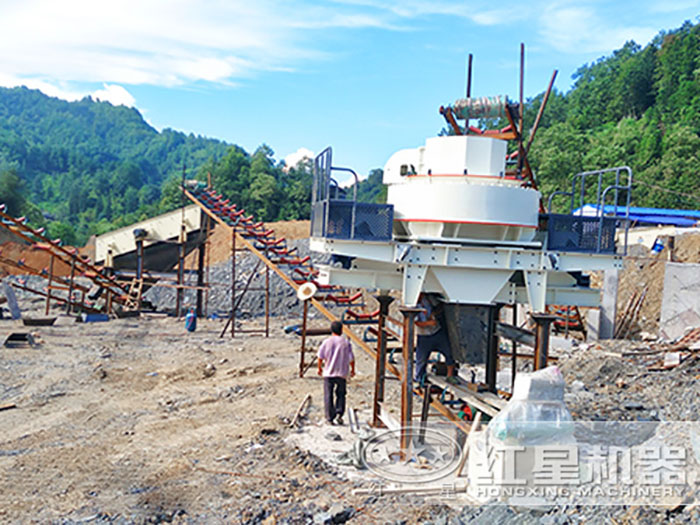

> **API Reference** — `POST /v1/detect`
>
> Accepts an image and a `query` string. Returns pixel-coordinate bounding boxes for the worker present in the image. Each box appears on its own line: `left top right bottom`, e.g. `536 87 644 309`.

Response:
414 293 457 384
317 320 355 425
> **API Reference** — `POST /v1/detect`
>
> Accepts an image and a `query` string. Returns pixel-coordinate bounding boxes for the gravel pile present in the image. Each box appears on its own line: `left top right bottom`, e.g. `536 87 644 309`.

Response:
558 341 700 422
144 239 332 319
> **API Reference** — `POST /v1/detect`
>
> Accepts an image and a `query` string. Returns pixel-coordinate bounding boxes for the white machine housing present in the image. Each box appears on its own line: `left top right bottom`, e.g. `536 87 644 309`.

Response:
384 136 539 242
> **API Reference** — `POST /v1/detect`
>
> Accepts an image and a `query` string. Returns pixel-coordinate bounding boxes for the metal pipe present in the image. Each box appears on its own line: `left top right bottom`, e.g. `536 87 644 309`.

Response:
265 264 270 337
66 251 76 314
524 70 557 158
466 53 473 98
511 304 517 391
532 314 556 371
196 211 206 317
176 226 185 318
518 43 525 177
485 305 500 393
231 228 236 338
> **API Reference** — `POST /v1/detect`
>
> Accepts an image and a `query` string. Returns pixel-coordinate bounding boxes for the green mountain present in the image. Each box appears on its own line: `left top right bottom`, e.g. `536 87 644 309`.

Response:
0 87 229 244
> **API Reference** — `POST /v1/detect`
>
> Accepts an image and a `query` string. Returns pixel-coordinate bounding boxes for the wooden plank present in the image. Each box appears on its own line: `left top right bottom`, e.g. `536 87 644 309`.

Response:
478 390 507 410
0 403 17 412
427 374 502 418
378 402 400 431
456 411 481 477
289 393 312 428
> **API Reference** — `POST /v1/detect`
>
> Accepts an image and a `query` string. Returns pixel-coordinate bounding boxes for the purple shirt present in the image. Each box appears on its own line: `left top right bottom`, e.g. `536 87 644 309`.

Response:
318 335 354 378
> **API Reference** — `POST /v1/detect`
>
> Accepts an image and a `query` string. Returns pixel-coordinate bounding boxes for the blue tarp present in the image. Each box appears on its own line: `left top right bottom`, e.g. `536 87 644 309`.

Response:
575 205 700 227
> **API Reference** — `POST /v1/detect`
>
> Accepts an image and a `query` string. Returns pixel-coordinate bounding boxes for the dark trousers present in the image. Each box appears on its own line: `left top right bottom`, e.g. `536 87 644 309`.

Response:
415 329 455 381
323 377 347 422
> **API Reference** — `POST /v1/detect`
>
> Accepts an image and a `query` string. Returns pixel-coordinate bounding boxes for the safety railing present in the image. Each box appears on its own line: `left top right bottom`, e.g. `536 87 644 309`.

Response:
546 166 632 254
311 147 393 242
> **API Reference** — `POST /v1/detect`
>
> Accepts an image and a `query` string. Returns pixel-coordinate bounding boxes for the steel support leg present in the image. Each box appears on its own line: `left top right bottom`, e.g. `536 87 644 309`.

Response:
399 306 422 457
176 227 185 318
372 294 394 428
196 217 206 317
485 305 501 393
265 265 270 337
511 304 518 391
136 239 144 312
231 229 236 338
299 300 308 378
66 253 76 314
45 254 55 315
532 313 556 371
418 378 432 444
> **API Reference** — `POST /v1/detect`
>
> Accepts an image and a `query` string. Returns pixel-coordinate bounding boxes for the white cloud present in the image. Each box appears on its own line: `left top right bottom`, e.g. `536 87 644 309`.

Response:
0 0 392 93
90 84 136 107
283 147 314 171
648 0 700 14
539 3 658 54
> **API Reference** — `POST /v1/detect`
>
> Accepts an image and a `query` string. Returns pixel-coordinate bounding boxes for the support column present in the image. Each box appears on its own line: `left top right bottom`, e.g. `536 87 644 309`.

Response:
66 251 76 314
485 305 501 393
135 240 144 281
176 225 185 318
105 249 113 315
135 239 144 312
599 269 618 339
196 213 207 317
299 300 309 378
532 313 557 371
230 229 236 338
399 306 422 456
45 254 55 315
511 304 518 391
372 294 394 428
264 265 270 337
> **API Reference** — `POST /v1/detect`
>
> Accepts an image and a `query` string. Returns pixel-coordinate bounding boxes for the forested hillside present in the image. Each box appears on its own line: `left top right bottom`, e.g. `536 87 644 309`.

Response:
0 86 230 243
522 20 700 210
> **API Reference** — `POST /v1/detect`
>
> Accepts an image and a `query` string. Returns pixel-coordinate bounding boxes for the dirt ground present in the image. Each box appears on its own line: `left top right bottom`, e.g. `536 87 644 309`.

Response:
0 241 79 277
0 313 447 524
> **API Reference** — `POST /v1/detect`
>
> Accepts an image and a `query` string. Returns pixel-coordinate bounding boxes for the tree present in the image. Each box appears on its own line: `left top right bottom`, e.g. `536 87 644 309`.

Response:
0 167 25 216
47 221 77 246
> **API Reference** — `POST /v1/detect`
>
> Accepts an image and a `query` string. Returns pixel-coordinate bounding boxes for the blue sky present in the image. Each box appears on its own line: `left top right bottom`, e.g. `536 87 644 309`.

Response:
1 1 699 181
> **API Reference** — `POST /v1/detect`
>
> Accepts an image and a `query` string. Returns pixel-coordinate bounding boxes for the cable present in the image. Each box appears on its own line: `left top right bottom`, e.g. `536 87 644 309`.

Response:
633 180 700 203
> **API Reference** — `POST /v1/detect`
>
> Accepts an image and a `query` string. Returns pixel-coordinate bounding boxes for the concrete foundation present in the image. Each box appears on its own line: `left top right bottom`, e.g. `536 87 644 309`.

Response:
599 269 618 339
659 262 700 341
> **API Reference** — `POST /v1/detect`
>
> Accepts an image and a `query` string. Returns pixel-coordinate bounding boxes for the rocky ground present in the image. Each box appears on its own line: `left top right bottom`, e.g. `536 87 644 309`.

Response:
0 299 698 523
